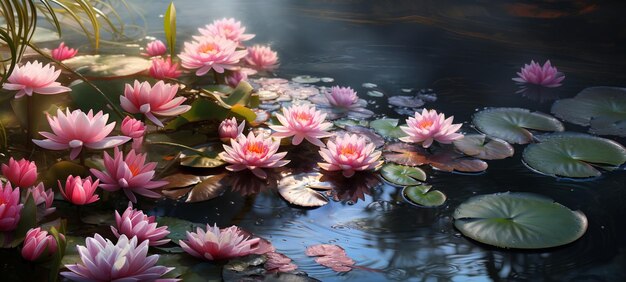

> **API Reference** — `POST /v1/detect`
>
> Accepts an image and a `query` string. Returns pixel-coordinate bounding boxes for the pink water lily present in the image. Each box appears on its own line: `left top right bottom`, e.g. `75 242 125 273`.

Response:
226 69 249 88
121 116 145 151
245 45 279 72
512 60 565 88
51 42 78 61
1 157 37 188
149 57 182 80
58 175 100 205
180 224 260 261
21 227 61 261
178 36 248 76
326 86 359 108
61 234 176 281
111 203 170 246
400 108 464 148
198 18 255 44
2 60 70 98
90 148 167 203
219 117 245 143
318 133 383 178
120 80 190 127
26 183 55 216
270 104 333 147
33 109 130 160
144 39 167 57
219 132 289 179
0 182 22 231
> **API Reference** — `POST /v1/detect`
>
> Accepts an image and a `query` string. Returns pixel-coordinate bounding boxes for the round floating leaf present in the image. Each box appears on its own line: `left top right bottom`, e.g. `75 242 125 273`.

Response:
453 134 514 160
367 90 384 97
473 108 564 144
63 55 151 78
523 133 626 178
369 118 407 139
156 217 203 243
277 173 331 207
381 163 426 186
186 173 229 203
388 96 424 108
384 142 488 173
551 87 626 137
179 144 226 168
292 75 320 84
403 185 446 207
453 192 588 249
343 125 385 147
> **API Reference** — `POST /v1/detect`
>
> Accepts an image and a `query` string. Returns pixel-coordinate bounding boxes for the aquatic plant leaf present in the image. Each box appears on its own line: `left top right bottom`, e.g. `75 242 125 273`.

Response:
63 55 151 78
454 192 588 249
277 173 331 207
551 87 626 137
453 134 514 160
61 236 86 265
6 194 37 247
156 217 203 243
265 252 298 272
292 75 320 83
223 81 254 106
369 118 407 139
70 78 131 121
161 173 204 189
473 107 563 144
158 253 219 280
387 96 424 108
179 144 225 168
342 125 385 147
186 173 230 203
384 142 488 172
165 99 256 130
522 133 626 178
381 163 426 186
164 2 176 57
403 185 446 207
305 244 355 272
42 161 88 188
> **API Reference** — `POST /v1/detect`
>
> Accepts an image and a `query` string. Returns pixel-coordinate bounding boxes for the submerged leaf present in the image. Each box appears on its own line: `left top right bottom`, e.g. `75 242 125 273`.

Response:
453 134 514 160
454 192 588 249
473 107 563 144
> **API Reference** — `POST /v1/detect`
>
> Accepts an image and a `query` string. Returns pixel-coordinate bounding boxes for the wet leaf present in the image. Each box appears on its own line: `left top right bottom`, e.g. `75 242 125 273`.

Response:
164 2 176 57
369 118 407 139
224 81 254 106
473 107 564 144
403 185 446 207
551 86 626 137
186 173 230 203
265 252 298 272
277 173 331 207
305 244 355 272
63 55 151 79
454 192 588 249
161 173 204 189
42 161 88 188
179 144 226 168
387 96 424 108
61 236 86 265
453 134 514 160
156 217 202 243
380 163 426 186
522 133 626 178
384 142 488 173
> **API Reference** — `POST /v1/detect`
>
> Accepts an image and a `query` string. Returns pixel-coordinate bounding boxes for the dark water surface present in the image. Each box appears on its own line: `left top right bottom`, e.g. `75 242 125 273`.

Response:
97 1 626 281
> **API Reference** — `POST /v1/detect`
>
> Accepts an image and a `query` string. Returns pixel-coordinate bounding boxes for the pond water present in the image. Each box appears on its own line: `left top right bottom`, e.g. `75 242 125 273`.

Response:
4 0 626 281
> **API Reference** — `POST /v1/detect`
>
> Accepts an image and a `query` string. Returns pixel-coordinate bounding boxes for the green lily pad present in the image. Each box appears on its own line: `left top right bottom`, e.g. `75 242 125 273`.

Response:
63 55 151 79
403 185 446 207
380 163 426 186
369 118 407 139
453 134 514 160
70 78 132 122
551 87 626 137
453 192 588 249
522 133 626 178
156 217 203 243
473 108 564 144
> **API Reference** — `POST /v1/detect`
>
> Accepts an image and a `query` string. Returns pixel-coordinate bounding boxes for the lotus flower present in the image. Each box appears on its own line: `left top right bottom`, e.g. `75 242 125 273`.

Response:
198 18 255 44
318 133 383 178
0 182 22 231
400 108 463 148
120 80 190 127
2 60 71 98
269 104 333 147
61 234 176 281
326 86 359 108
180 224 260 261
111 203 170 246
51 42 78 61
121 116 145 151
21 227 60 261
26 183 55 216
58 175 99 205
245 45 279 72
219 132 289 179
512 60 565 88
178 36 248 76
1 157 37 188
145 39 167 57
226 69 248 88
90 148 167 203
149 57 182 80
33 109 130 160
219 117 245 143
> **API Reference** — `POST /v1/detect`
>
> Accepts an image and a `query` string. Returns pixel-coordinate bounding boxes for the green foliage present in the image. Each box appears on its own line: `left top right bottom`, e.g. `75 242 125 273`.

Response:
164 2 176 57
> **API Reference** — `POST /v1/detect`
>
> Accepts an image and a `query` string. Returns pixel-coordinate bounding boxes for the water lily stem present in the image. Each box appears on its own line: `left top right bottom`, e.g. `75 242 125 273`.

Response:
26 95 33 148
79 150 86 166
27 43 126 119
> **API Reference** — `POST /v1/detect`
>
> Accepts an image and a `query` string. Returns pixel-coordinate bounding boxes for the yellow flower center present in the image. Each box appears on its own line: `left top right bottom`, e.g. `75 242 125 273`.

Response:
294 112 312 123
339 144 358 157
246 142 265 154
418 120 433 129
129 164 141 176
199 43 218 54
